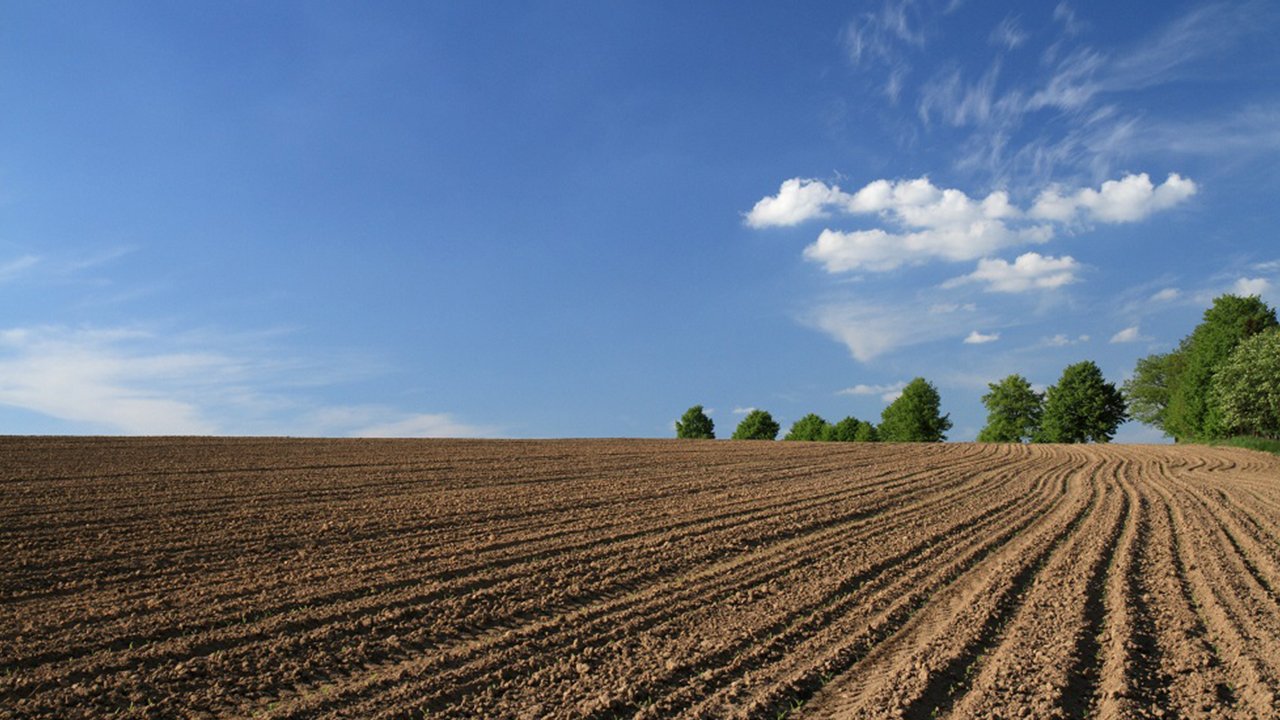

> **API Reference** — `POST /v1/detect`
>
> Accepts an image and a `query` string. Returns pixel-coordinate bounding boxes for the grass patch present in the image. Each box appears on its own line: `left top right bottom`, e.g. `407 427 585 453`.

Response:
1211 436 1280 456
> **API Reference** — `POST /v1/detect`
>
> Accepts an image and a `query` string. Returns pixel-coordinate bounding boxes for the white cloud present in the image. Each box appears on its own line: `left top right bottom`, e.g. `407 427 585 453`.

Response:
1030 173 1197 223
944 252 1080 293
1040 333 1090 348
808 302 974 362
964 330 1000 344
1253 260 1280 273
732 406 756 415
1233 277 1272 297
1109 326 1143 343
350 413 492 438
989 16 1028 50
1151 287 1180 302
749 172 1190 274
0 325 492 437
0 326 223 434
744 178 845 228
838 381 908 403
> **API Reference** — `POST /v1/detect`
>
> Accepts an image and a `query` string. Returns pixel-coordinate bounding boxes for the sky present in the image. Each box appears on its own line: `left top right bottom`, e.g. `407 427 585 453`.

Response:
2 1 1278 440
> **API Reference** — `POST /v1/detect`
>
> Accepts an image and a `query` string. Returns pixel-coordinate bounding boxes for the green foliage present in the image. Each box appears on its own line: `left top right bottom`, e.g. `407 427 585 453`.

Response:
824 416 860 442
1209 328 1280 440
878 378 951 442
854 420 879 442
675 405 715 439
731 409 780 440
977 374 1043 443
785 413 830 441
1036 361 1128 443
1121 351 1184 436
1164 294 1277 440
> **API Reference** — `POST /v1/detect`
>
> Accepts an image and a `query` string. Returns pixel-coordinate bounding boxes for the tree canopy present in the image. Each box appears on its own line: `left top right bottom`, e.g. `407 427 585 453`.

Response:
878 378 951 442
731 409 780 440
784 413 830 441
1037 361 1127 443
1163 294 1278 440
977 374 1043 443
1210 328 1280 440
675 405 715 439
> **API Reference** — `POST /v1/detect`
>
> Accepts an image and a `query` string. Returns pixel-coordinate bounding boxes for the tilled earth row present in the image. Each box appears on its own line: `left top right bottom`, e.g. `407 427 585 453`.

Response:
2 437 1278 718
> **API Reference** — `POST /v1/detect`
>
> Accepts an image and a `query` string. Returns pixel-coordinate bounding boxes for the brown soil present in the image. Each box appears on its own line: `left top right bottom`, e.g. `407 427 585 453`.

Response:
2 437 1278 718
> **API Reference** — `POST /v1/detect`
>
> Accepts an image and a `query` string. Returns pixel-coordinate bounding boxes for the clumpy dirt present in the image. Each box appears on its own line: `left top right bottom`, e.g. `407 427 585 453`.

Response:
2 437 1278 718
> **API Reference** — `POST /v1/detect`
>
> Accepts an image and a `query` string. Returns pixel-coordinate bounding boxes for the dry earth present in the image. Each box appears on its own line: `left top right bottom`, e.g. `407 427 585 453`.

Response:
2 437 1279 719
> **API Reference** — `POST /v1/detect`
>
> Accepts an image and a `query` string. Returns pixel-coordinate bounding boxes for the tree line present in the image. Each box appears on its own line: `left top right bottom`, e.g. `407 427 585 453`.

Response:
677 294 1278 444
1123 294 1278 442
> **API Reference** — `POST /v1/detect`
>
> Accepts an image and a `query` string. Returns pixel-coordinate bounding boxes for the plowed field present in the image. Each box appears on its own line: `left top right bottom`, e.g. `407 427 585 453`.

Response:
3 438 1280 719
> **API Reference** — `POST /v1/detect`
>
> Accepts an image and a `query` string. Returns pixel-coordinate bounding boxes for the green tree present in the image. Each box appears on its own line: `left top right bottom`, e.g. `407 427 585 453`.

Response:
675 405 715 439
878 378 951 442
784 413 830 441
824 416 861 442
1037 361 1128 443
854 420 879 442
977 374 1043 443
1210 328 1280 440
731 409 780 440
1164 294 1278 440
1122 351 1185 436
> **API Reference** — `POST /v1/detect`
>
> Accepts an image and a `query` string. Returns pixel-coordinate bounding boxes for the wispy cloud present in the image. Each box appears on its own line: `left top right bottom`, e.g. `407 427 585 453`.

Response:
0 325 494 437
0 255 39 283
1151 287 1180 302
807 302 978 361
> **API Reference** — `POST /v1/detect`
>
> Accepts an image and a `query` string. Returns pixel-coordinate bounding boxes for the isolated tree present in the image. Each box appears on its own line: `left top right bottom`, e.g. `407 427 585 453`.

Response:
731 409 780 440
977 374 1043 443
1210 328 1280 439
675 405 715 439
1122 351 1184 436
825 416 861 442
1037 361 1128 443
1164 294 1277 440
784 413 830 441
878 378 951 442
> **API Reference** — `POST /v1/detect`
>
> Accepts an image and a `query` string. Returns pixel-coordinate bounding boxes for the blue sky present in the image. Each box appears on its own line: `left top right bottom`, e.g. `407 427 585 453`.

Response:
2 1 1278 440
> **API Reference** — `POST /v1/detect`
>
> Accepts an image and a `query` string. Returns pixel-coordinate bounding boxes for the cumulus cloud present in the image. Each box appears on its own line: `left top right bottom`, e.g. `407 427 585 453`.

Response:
964 330 1000 344
1030 173 1196 223
748 172 1191 274
944 252 1079 293
1233 277 1272 297
744 178 845 228
839 381 908 403
1109 326 1144 343
1151 287 1180 302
